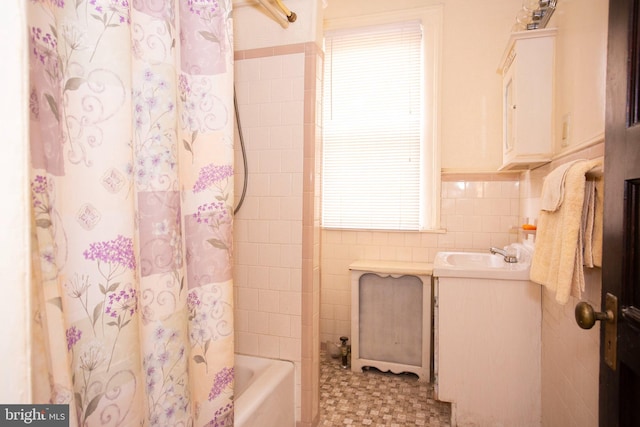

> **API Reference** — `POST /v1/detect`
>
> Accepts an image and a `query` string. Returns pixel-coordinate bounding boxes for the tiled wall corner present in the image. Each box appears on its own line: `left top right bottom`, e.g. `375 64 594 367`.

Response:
300 42 323 427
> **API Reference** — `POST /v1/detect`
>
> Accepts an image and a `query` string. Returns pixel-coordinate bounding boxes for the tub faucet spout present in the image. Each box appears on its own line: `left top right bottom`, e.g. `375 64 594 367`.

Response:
490 247 518 263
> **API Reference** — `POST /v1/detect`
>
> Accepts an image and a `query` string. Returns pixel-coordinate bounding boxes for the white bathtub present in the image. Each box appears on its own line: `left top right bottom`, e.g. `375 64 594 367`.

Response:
234 354 295 427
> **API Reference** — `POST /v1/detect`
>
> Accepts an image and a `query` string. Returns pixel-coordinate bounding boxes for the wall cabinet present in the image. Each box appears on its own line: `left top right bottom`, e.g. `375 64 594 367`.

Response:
498 29 556 170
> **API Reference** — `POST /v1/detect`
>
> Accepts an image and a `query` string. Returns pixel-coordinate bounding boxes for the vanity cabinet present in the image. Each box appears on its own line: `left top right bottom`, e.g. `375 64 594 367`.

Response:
498 29 556 171
434 276 541 426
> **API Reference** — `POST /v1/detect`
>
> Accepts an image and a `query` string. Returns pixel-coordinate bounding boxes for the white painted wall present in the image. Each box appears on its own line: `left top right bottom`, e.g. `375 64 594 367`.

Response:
551 0 608 153
232 0 323 50
325 0 515 172
0 0 31 404
324 0 607 172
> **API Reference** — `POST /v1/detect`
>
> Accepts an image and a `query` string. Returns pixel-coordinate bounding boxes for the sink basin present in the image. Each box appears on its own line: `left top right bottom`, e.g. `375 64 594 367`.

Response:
433 244 532 280
442 253 507 269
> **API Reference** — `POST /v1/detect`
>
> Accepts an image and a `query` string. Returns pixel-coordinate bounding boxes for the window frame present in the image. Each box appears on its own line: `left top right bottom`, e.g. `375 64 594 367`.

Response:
322 6 443 231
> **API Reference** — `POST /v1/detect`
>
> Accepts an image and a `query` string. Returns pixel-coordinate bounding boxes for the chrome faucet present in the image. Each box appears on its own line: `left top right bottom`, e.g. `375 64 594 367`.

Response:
490 247 518 263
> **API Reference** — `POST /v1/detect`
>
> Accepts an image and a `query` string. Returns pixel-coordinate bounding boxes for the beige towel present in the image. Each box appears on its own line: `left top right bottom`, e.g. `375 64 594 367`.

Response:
582 179 598 268
530 158 603 305
592 178 604 267
540 159 584 211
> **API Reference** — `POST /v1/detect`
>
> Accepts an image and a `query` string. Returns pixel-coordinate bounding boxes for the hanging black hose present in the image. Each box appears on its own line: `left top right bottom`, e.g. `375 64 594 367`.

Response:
233 87 248 215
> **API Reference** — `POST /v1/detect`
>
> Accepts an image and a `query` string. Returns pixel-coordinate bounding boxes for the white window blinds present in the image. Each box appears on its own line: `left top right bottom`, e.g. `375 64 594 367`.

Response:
322 21 424 231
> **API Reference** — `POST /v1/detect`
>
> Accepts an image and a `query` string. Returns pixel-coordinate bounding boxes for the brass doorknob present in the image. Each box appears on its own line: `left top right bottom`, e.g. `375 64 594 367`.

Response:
575 301 614 329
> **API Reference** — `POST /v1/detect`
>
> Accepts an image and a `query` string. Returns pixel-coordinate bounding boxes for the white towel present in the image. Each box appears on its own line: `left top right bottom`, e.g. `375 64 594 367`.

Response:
530 158 603 305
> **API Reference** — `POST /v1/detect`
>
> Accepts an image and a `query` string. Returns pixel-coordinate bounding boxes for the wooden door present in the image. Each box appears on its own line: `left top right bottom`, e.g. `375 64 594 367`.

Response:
602 0 640 424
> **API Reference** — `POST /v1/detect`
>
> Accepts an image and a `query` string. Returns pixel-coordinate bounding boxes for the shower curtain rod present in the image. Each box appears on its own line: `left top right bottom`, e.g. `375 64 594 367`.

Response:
256 0 297 28
274 0 297 22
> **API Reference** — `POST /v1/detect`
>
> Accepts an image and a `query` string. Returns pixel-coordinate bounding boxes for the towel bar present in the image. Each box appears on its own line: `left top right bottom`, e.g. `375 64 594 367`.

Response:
586 167 603 178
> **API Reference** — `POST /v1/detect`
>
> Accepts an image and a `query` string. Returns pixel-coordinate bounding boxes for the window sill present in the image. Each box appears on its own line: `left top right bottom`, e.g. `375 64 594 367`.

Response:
321 227 447 234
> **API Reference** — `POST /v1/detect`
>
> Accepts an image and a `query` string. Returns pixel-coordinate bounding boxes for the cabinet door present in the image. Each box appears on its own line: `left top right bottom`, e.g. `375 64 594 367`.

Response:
503 71 516 157
435 277 541 425
498 29 555 170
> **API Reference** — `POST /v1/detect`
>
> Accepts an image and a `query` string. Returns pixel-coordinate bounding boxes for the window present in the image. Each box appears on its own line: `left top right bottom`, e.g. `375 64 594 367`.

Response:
322 8 442 231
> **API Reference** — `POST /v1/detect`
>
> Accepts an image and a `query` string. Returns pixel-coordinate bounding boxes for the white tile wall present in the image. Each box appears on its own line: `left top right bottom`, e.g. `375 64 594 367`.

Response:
441 180 520 251
233 52 305 369
320 178 520 345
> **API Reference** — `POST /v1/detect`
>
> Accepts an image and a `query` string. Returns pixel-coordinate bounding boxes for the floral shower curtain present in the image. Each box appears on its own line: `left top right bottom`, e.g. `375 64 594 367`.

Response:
27 0 235 425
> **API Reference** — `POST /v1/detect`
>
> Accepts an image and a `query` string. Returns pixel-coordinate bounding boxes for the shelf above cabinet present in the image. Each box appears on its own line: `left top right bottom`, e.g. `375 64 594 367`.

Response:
498 155 550 171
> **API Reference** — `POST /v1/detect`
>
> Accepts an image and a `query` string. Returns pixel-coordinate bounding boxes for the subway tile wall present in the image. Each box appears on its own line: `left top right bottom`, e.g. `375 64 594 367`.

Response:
320 176 521 346
233 50 304 359
233 48 306 422
233 42 324 427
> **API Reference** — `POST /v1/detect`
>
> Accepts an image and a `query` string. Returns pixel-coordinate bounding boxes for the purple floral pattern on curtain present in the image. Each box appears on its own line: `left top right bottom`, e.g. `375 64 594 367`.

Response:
29 29 64 176
27 0 235 426
179 0 230 75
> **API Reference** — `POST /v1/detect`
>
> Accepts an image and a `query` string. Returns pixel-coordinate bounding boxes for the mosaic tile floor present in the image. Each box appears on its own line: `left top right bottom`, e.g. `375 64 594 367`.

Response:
319 352 451 426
